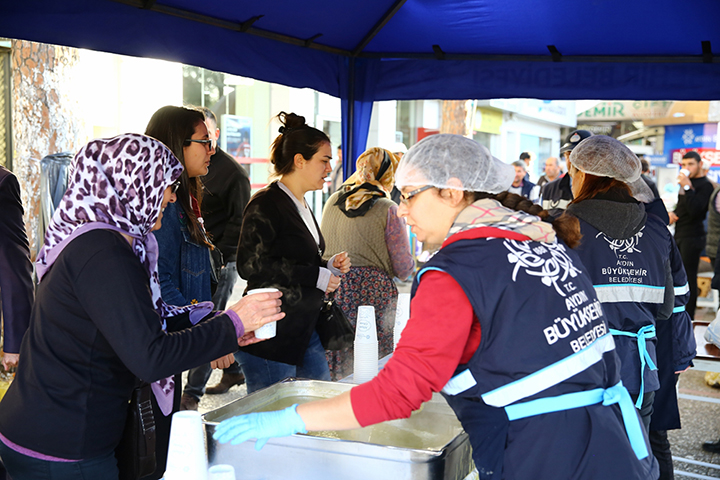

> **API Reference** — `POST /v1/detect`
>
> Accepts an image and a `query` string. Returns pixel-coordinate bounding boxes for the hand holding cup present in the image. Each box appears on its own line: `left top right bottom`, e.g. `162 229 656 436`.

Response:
332 251 351 274
678 168 692 190
228 289 284 338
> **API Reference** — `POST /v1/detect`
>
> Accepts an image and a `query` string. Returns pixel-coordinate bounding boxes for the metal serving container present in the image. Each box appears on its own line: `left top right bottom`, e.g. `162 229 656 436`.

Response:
202 378 473 480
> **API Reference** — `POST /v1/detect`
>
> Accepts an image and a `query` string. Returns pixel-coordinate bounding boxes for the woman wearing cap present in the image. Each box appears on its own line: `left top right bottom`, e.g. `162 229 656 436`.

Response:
235 112 351 394
0 134 283 480
564 136 690 427
320 147 414 380
214 134 658 480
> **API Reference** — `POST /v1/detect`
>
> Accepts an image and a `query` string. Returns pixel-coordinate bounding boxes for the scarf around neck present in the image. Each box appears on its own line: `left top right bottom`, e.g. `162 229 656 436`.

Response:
447 198 556 244
335 147 398 217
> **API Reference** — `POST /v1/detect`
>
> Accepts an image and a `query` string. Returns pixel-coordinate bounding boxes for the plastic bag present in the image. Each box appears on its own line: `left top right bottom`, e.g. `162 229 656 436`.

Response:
704 309 720 349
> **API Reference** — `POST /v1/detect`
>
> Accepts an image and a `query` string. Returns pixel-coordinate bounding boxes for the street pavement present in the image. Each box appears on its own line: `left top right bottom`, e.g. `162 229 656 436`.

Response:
187 280 720 479
668 304 720 479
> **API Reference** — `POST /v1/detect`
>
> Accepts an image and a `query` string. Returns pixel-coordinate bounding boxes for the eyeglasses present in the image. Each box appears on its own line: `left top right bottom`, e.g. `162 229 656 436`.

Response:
170 180 181 193
185 138 213 150
400 185 435 205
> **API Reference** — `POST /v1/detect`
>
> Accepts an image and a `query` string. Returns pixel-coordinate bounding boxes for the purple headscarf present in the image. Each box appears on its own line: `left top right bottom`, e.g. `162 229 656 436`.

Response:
36 133 211 415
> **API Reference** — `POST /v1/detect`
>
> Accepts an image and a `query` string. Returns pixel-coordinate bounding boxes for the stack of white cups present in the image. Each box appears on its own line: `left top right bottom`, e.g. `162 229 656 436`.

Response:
164 411 208 480
353 305 378 384
393 293 411 350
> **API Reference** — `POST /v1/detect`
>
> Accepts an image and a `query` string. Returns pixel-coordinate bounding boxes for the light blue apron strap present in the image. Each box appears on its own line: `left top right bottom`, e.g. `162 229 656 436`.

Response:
602 382 650 460
504 381 648 460
505 387 604 421
609 325 657 409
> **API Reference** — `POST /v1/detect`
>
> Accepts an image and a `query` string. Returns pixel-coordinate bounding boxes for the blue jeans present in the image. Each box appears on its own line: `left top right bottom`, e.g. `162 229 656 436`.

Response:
0 441 117 480
184 262 242 400
235 331 331 394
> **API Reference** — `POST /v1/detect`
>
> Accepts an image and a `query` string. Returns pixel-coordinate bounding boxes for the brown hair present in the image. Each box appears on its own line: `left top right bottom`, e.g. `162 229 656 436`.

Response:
463 191 581 248
270 112 330 176
571 172 631 204
145 105 211 247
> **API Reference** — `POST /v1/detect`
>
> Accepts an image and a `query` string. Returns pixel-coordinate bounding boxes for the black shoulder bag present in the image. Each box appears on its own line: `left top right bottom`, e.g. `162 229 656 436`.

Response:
316 292 354 351
115 382 157 479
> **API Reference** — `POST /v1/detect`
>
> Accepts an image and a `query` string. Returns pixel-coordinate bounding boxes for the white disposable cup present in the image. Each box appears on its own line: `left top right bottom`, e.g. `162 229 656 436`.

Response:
353 340 378 384
164 411 207 480
247 288 280 339
208 465 236 480
394 293 411 349
355 306 377 343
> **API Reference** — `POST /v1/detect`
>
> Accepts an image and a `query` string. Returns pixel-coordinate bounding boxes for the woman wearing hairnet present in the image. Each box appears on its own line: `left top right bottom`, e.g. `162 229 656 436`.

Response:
564 135 695 478
213 134 658 480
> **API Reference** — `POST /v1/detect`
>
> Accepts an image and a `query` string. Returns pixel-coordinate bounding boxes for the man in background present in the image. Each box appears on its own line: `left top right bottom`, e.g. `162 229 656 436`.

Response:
508 160 539 203
669 151 714 320
541 130 593 217
640 158 660 199
180 107 252 410
537 157 561 188
519 151 533 182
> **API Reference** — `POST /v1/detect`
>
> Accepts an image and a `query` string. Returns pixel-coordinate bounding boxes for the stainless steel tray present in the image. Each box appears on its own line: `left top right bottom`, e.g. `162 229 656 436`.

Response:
203 378 473 480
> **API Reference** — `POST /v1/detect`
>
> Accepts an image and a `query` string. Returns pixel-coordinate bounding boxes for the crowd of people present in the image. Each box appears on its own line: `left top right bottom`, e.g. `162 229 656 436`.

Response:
0 103 714 480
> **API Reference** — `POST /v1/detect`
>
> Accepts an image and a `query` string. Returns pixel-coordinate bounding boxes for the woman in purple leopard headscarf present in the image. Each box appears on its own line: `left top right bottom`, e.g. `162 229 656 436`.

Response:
0 134 284 480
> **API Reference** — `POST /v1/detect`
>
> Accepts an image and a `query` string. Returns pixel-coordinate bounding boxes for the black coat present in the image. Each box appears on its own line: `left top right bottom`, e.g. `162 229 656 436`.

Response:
0 167 33 353
201 147 251 264
237 182 326 365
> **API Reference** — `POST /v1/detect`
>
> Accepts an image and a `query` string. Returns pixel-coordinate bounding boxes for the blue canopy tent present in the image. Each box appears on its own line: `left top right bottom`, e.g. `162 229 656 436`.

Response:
2 0 720 177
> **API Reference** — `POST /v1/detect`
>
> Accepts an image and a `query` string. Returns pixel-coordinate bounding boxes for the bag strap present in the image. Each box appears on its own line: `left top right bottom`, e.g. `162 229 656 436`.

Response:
136 383 156 459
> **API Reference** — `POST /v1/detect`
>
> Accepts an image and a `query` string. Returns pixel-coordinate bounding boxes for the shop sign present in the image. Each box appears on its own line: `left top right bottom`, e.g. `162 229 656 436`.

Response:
644 155 668 166
669 147 720 166
665 123 719 164
483 99 576 126
473 108 502 135
578 101 673 121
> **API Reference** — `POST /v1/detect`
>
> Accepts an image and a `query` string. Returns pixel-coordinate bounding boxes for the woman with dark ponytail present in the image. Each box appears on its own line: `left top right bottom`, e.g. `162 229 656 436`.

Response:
235 112 351 393
214 133 658 480
565 135 695 479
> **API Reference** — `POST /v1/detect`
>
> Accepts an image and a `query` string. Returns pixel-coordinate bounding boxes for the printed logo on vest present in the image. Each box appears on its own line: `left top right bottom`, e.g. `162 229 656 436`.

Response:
596 226 644 256
504 239 581 297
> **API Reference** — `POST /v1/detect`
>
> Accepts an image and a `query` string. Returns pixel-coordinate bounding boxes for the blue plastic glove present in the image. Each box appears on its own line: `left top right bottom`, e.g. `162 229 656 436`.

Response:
212 404 307 450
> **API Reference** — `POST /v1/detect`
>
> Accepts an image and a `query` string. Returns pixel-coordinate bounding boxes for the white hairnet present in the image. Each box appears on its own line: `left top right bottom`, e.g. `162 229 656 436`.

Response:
395 134 514 193
568 135 654 203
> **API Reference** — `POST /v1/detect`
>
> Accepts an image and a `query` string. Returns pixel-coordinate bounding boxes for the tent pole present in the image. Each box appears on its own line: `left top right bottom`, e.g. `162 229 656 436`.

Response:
346 57 355 179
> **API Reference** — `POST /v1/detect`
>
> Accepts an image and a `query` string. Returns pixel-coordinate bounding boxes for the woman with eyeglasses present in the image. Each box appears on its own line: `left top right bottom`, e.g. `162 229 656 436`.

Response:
214 134 658 480
144 105 229 480
320 147 414 380
0 134 283 480
235 112 351 394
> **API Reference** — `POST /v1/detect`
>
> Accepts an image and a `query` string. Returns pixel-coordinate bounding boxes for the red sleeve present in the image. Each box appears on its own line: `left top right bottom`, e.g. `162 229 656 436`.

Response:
350 270 480 427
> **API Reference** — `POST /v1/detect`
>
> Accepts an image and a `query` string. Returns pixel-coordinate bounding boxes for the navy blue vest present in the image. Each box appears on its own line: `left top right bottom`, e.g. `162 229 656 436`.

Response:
413 232 657 480
573 214 671 396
